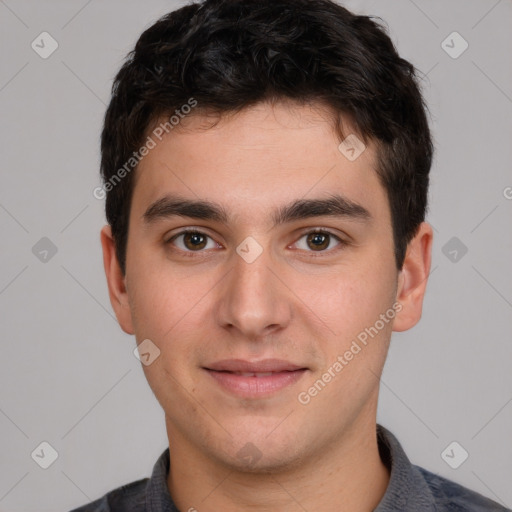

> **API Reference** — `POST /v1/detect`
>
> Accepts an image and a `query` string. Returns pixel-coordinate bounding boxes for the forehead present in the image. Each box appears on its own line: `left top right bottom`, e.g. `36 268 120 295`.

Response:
131 101 388 225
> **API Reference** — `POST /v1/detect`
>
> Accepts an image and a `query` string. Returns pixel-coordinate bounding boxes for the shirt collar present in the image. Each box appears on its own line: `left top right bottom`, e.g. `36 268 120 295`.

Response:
375 424 436 511
145 446 175 512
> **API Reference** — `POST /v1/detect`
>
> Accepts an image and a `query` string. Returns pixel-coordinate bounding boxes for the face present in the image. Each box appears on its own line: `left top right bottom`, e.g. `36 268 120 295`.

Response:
102 100 431 472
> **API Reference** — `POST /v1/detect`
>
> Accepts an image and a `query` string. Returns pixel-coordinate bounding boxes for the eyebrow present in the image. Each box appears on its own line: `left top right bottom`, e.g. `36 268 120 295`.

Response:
142 193 372 227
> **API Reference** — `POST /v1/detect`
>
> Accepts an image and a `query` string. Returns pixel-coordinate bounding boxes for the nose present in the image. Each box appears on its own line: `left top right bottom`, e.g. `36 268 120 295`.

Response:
215 242 292 341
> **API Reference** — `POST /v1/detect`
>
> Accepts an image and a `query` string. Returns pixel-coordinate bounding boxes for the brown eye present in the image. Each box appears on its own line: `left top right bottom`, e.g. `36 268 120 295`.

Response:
183 232 207 250
306 232 330 251
168 230 216 252
294 229 343 253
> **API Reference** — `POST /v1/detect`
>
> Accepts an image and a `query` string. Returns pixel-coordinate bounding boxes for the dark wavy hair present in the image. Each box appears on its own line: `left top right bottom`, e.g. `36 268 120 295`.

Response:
100 0 433 274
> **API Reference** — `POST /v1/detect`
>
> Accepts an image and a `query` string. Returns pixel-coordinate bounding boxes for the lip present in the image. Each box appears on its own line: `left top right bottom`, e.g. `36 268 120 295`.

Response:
203 359 308 398
205 358 305 373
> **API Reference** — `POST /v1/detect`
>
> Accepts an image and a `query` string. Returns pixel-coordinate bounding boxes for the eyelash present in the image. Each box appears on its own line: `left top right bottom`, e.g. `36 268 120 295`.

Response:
165 228 347 257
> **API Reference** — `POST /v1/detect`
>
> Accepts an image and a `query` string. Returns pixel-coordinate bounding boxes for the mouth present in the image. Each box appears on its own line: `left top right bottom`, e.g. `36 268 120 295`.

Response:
214 371 290 377
203 359 308 398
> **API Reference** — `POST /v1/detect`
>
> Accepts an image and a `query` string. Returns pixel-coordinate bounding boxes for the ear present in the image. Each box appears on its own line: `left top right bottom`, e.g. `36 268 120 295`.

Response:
100 225 134 335
393 222 433 332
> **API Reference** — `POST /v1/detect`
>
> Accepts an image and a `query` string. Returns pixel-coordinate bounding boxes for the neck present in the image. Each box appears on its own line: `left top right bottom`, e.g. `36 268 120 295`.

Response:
166 417 390 512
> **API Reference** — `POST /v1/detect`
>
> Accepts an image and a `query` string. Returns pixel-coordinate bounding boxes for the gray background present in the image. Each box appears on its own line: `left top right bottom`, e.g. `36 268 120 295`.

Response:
0 0 511 510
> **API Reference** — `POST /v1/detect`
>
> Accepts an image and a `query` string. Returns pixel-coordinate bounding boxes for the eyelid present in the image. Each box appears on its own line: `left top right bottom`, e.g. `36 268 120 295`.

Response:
165 228 221 251
290 228 347 254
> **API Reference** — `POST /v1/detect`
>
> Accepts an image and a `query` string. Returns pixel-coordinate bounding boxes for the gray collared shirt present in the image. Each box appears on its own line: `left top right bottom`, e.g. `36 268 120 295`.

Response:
70 424 510 511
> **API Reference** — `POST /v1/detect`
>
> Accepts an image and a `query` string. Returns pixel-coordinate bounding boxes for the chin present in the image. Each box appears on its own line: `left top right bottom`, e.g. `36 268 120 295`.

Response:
213 428 305 474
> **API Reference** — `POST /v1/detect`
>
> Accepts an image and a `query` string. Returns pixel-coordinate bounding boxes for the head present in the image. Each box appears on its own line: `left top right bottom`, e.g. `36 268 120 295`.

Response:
100 0 433 473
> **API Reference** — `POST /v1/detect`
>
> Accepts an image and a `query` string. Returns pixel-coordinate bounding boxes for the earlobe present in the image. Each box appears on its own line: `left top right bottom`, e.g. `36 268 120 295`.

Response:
100 225 135 335
392 222 433 332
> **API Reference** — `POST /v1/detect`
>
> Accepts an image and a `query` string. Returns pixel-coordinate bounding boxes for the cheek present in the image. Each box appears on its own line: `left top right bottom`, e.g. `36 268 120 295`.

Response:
307 258 396 337
126 257 219 359
126 262 182 341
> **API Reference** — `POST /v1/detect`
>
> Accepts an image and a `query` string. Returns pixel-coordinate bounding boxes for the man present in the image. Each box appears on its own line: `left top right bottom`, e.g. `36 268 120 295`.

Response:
73 0 509 510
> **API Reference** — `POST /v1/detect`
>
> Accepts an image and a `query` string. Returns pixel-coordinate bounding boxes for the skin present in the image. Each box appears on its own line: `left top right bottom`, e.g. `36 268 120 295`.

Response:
101 100 433 512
